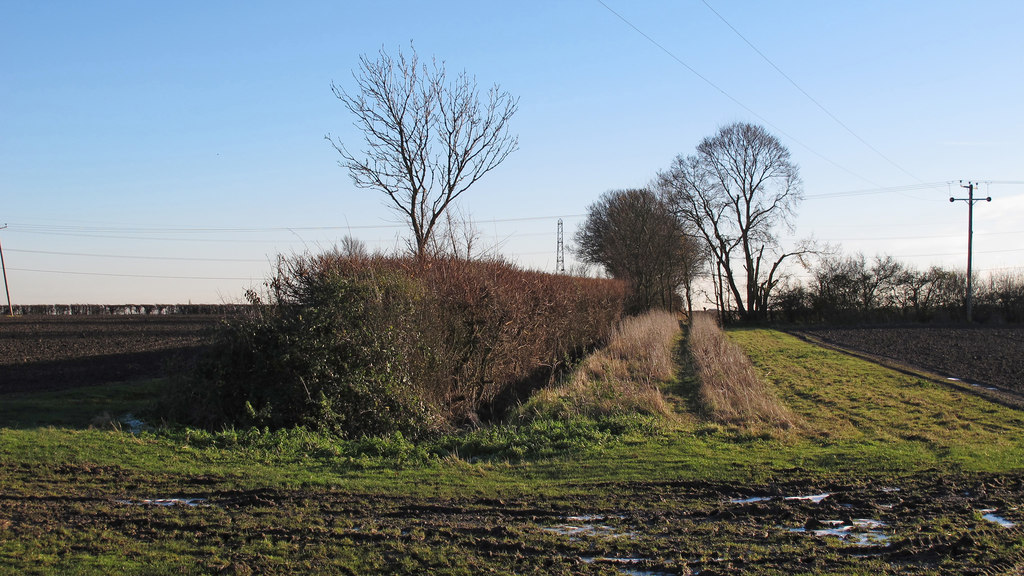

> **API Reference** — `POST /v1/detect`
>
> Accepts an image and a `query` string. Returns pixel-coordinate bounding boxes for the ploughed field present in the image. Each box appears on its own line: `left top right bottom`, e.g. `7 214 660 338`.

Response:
0 315 221 394
798 325 1024 394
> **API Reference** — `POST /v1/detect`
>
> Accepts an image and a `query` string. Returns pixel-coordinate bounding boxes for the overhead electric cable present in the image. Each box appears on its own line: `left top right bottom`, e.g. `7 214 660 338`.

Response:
10 267 256 281
595 0 885 189
4 214 587 237
698 0 932 187
7 248 267 263
804 182 949 200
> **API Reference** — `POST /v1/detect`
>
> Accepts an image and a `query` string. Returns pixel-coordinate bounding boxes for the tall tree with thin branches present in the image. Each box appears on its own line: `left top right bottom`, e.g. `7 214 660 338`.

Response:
658 122 805 321
327 44 518 258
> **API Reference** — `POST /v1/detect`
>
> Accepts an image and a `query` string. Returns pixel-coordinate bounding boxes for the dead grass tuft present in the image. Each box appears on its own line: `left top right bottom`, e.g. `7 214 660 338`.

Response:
522 309 681 420
687 313 796 430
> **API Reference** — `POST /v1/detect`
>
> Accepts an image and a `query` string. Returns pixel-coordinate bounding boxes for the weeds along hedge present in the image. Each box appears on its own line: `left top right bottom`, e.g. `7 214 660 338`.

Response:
171 253 625 438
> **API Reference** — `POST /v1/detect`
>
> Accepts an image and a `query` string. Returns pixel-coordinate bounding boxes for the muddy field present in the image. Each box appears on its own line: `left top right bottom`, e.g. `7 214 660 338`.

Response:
0 315 222 394
798 326 1024 394
4 463 1024 574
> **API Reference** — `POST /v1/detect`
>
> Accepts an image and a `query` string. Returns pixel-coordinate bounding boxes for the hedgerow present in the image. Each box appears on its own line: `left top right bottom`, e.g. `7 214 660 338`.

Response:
169 252 625 438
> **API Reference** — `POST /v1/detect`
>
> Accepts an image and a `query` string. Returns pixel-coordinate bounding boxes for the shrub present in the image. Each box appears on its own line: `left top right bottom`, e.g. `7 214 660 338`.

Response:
170 261 432 438
169 252 625 438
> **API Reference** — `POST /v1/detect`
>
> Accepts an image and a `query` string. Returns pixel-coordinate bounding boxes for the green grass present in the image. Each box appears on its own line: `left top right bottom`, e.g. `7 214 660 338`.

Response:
3 330 1023 487
2 328 1024 574
0 379 164 429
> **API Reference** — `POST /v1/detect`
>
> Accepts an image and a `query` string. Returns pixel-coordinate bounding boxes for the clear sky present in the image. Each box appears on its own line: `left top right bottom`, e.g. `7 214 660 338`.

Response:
2 1 1022 305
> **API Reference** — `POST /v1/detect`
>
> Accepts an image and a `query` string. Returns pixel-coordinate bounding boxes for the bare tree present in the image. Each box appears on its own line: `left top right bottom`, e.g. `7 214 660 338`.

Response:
327 44 519 259
575 188 703 314
658 123 806 322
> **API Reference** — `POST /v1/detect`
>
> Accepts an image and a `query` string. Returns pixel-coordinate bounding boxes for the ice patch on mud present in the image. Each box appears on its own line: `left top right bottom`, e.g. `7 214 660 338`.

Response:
785 493 831 503
730 492 831 505
580 556 674 576
980 510 1016 528
118 498 209 507
790 519 890 546
730 496 772 504
546 515 633 539
545 523 632 539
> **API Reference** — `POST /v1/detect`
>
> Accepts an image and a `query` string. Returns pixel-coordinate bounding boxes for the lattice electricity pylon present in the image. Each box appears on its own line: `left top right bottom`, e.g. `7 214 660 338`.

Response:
556 218 565 273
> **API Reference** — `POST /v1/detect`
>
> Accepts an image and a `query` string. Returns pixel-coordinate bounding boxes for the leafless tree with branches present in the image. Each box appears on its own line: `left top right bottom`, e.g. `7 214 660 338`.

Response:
327 44 519 259
658 122 808 322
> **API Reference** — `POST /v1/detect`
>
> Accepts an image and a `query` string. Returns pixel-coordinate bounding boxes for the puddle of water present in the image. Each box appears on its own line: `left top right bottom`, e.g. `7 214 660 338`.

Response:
118 498 209 507
730 496 772 504
567 514 621 522
980 511 1016 528
545 523 628 538
949 377 962 382
880 487 901 493
580 557 674 576
790 518 890 546
582 557 646 564
785 493 831 503
120 413 147 434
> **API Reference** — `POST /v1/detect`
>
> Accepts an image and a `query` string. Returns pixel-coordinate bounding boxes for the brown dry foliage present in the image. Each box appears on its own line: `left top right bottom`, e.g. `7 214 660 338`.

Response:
269 252 626 427
687 313 795 429
523 309 680 420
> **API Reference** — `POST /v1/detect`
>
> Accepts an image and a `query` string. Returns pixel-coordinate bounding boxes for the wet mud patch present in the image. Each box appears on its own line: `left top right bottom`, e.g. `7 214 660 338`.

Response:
4 472 1024 574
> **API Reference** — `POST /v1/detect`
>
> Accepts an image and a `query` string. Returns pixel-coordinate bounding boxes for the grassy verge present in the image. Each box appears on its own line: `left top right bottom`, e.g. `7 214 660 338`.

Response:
518 309 680 420
687 314 796 430
2 327 1024 574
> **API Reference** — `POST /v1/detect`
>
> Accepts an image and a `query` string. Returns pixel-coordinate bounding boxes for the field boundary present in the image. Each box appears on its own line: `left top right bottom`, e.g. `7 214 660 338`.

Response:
786 329 1024 411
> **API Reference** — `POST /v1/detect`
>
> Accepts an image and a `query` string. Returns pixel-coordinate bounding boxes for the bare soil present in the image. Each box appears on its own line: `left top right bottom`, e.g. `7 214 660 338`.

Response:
0 315 222 394
797 325 1024 394
4 464 1024 574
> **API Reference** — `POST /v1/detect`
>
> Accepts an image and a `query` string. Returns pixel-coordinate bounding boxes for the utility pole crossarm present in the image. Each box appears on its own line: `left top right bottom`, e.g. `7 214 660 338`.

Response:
949 181 992 323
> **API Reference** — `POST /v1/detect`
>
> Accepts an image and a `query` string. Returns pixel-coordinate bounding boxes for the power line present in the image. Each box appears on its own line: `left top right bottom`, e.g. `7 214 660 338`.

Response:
9 267 257 281
698 0 931 187
595 0 885 189
803 182 950 200
7 248 267 263
4 213 588 238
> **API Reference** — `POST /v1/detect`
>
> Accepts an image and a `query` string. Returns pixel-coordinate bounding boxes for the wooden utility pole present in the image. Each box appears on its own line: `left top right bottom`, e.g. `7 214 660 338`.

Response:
949 182 991 323
0 224 12 316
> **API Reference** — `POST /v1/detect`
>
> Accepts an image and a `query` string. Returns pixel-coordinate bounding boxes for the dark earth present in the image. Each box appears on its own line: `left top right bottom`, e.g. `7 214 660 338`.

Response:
4 463 1024 574
797 326 1024 395
0 315 221 394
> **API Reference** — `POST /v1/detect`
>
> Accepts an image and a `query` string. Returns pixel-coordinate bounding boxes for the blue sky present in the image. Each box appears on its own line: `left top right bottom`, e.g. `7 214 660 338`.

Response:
2 1 1022 304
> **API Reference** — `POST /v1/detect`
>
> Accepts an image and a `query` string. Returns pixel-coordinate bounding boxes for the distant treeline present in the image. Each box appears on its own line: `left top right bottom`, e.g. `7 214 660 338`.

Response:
769 254 1024 324
9 304 248 316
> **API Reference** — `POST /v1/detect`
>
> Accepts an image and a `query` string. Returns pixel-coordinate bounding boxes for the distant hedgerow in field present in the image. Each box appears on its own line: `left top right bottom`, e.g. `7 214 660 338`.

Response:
168 252 625 438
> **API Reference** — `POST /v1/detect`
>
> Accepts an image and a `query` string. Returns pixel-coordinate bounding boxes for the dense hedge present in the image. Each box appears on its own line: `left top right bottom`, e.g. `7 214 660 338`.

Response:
170 253 626 438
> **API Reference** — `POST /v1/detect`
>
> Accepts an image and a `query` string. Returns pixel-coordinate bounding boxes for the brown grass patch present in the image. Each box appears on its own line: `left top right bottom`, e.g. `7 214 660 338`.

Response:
687 313 796 429
521 309 680 420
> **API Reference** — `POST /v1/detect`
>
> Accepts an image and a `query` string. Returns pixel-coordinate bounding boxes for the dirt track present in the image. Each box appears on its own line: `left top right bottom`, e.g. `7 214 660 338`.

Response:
798 326 1024 394
0 315 221 394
